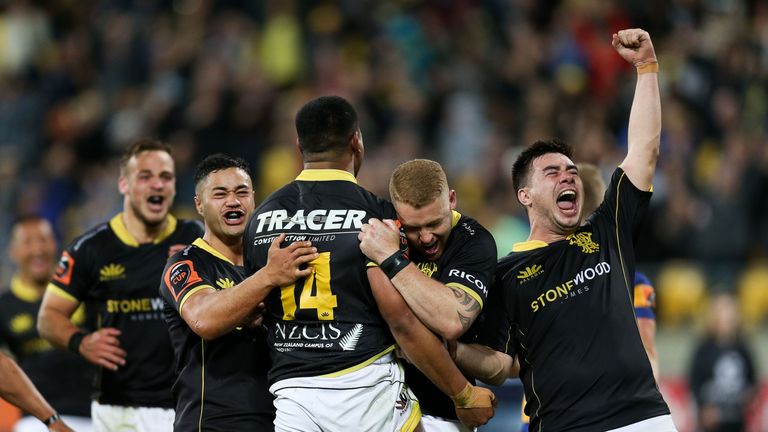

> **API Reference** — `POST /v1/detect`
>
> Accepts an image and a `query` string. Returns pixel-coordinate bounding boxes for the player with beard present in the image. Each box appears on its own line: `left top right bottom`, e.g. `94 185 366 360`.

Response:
38 138 203 432
358 159 497 432
243 96 496 431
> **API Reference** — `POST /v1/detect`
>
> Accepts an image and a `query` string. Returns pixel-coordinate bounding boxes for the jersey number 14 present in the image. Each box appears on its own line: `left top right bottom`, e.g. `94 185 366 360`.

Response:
280 252 338 320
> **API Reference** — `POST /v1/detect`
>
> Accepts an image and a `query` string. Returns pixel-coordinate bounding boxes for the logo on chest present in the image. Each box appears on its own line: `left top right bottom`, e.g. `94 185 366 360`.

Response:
566 232 600 254
216 278 236 289
416 262 438 278
99 263 126 281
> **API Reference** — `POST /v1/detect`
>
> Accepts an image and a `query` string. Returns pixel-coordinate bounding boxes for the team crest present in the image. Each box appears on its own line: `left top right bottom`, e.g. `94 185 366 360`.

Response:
416 262 438 278
215 278 236 289
164 260 203 301
567 232 600 254
99 263 126 281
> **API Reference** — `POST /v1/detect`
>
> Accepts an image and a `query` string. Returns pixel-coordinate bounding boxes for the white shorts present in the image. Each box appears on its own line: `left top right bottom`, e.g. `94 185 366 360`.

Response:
420 414 474 432
605 415 677 432
91 401 174 432
14 415 93 432
271 353 420 432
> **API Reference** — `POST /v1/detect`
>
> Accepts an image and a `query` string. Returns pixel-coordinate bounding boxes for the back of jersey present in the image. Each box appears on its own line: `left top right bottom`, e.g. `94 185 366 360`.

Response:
244 170 397 384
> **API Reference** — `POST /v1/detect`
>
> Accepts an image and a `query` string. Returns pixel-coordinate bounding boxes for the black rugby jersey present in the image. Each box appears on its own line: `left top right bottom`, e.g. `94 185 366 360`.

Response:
47 214 202 408
480 168 669 432
403 211 496 420
243 169 397 384
0 277 93 416
160 238 274 431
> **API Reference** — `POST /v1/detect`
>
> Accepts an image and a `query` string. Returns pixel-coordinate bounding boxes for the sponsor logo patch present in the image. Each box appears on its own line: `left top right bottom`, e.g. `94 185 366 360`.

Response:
164 260 203 302
53 251 75 285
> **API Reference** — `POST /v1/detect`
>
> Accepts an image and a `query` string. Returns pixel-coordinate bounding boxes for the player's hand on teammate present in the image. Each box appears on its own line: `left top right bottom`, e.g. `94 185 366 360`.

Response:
264 233 317 287
79 327 126 371
358 218 401 264
452 383 497 428
611 28 656 67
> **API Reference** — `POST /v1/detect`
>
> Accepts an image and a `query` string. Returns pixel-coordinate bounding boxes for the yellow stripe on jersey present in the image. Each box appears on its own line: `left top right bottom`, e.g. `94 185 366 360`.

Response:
451 210 462 228
192 238 234 265
11 276 42 302
446 282 484 308
110 213 178 247
295 169 357 183
45 282 78 303
178 285 216 314
321 345 396 378
401 400 422 432
512 240 549 252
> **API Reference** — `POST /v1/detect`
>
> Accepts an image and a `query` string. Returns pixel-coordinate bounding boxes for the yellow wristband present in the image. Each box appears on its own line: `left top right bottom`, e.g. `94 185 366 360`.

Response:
636 61 659 74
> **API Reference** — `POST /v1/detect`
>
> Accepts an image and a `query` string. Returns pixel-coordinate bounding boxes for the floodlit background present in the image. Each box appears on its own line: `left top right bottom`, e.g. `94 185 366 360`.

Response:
0 0 766 430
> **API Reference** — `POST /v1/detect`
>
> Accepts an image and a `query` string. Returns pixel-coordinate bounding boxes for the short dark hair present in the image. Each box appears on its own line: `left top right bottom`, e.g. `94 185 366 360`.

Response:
8 214 51 240
119 137 173 175
295 96 358 156
194 153 252 191
512 138 574 192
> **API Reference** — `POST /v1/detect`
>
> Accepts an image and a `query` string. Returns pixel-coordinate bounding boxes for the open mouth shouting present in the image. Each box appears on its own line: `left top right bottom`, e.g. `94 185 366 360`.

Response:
556 189 578 215
147 195 166 212
223 209 246 226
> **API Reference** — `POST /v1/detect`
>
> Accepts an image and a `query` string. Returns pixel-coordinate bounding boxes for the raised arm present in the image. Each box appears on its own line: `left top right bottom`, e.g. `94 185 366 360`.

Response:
0 352 74 432
179 236 316 340
613 28 661 192
367 267 496 428
360 218 484 340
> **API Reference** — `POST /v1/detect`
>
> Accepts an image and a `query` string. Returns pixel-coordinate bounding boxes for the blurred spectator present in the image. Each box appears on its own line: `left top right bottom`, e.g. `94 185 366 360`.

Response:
0 0 765 289
689 293 758 432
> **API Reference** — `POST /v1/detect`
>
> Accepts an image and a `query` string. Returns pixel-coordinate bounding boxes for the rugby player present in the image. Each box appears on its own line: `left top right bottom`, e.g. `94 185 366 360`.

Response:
359 159 497 431
453 29 675 431
38 138 203 432
0 216 93 431
243 96 496 431
160 154 317 430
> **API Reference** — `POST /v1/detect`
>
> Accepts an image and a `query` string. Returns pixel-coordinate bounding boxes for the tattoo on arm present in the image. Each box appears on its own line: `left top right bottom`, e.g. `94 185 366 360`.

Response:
451 287 480 331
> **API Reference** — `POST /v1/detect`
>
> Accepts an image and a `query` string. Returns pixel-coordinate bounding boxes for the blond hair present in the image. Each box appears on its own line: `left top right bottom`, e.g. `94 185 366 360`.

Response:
389 159 448 208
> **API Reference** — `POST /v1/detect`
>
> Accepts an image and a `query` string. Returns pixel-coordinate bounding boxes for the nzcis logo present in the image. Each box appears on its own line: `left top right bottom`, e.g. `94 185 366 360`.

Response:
165 260 203 302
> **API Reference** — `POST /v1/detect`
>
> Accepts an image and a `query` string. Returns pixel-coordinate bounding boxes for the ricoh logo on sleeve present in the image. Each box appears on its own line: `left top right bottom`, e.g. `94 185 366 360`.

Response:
252 209 366 233
448 269 488 296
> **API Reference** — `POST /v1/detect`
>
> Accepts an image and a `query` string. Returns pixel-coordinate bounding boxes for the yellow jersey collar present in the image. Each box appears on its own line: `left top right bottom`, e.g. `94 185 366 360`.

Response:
192 238 235 265
11 276 43 303
451 210 462 228
110 213 178 247
511 240 549 252
295 169 357 183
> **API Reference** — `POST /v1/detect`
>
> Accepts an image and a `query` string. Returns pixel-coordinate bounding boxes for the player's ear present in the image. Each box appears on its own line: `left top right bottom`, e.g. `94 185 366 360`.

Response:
194 195 204 217
118 175 128 195
448 189 457 210
517 188 532 207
